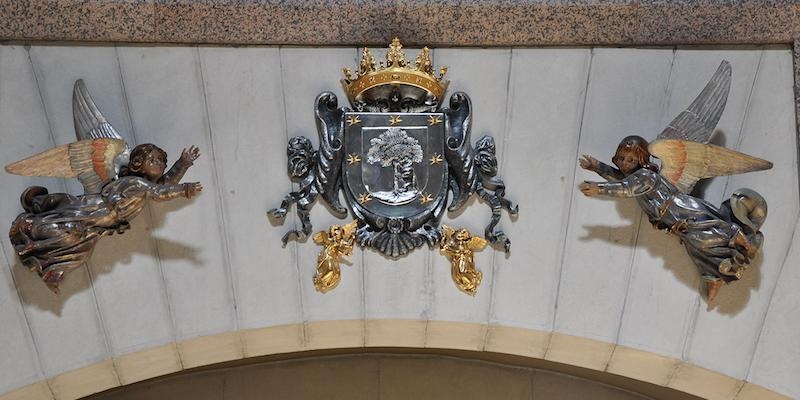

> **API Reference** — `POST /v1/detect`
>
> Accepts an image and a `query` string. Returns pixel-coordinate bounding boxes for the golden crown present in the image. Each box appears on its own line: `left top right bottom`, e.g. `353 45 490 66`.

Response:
342 38 449 105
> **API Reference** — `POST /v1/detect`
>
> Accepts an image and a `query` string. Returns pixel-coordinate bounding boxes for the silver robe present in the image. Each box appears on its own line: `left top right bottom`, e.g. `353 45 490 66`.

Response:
595 167 747 282
9 176 187 289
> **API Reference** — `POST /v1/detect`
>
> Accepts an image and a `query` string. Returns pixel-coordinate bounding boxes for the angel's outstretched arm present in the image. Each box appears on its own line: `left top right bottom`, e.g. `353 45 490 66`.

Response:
579 155 624 181
116 178 202 201
580 171 657 198
596 163 624 181
147 182 202 201
159 146 200 184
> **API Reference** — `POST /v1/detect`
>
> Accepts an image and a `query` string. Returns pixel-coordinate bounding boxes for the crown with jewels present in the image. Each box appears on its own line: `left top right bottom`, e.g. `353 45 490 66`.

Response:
342 38 449 105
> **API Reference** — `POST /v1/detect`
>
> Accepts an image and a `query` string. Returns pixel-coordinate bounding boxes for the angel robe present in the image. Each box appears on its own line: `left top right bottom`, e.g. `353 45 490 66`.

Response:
9 176 188 290
595 167 748 283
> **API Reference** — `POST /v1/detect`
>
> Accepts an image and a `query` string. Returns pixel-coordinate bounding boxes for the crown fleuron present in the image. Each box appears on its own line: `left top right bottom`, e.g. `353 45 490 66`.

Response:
343 38 449 107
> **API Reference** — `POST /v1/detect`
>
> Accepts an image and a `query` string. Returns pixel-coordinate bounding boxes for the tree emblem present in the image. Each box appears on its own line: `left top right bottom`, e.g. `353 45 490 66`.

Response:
366 127 424 204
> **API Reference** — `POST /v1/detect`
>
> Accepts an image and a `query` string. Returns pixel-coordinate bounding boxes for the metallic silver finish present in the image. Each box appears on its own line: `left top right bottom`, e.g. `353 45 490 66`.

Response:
579 61 772 301
73 79 130 185
270 91 517 257
6 80 202 293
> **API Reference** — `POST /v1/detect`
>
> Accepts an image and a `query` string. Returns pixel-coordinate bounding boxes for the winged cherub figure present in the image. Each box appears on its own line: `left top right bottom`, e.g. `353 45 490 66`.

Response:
440 225 488 295
6 80 202 293
312 220 358 293
578 61 772 302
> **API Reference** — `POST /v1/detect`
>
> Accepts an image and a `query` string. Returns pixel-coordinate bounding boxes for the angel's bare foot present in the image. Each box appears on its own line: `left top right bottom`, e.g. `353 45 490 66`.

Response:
731 231 758 259
42 270 64 294
706 279 724 302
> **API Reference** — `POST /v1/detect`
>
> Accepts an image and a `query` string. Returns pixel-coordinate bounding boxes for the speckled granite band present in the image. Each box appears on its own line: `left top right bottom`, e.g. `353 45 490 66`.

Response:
5 1 800 132
0 1 798 46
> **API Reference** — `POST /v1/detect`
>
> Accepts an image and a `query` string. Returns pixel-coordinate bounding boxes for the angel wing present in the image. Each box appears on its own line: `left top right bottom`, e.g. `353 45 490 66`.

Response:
648 60 772 193
73 80 123 141
5 138 129 193
656 60 731 144
6 80 132 194
312 231 328 245
467 236 488 251
73 79 130 188
649 139 772 193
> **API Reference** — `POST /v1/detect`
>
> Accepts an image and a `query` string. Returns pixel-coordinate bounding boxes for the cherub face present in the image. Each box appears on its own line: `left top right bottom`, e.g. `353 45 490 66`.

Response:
455 229 470 241
141 150 167 181
612 146 641 175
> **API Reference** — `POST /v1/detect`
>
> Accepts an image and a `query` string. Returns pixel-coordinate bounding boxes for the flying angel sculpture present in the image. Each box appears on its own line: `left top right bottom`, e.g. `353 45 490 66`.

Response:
578 61 772 302
6 80 202 293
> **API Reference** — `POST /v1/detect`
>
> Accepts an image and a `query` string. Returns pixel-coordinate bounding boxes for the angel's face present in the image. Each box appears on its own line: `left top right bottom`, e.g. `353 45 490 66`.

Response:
141 151 167 181
613 147 641 175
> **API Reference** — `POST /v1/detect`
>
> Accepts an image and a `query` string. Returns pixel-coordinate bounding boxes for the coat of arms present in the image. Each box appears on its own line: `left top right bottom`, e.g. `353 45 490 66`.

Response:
270 39 517 294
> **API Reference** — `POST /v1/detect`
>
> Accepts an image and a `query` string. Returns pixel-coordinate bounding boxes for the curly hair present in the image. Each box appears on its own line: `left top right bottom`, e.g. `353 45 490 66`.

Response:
474 136 498 177
119 143 167 178
612 135 658 173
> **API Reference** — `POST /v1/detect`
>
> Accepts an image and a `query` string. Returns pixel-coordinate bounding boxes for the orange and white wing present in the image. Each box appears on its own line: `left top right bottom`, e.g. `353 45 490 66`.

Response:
5 138 128 194
656 61 731 144
73 79 130 178
649 139 773 194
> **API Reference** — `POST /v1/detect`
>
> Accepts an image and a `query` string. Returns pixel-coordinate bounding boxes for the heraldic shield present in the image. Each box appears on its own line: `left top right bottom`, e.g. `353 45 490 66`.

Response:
269 38 518 295
343 112 447 244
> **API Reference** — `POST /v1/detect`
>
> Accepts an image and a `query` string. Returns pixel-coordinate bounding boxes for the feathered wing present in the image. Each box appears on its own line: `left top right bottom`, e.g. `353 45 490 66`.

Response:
467 236 488 251
73 79 123 141
650 60 772 193
656 60 731 144
5 138 129 193
312 231 328 245
649 139 773 193
73 79 130 186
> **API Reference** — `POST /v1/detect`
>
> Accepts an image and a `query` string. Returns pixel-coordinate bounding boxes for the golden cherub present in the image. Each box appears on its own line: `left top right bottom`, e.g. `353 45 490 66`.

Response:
312 220 358 293
440 225 488 295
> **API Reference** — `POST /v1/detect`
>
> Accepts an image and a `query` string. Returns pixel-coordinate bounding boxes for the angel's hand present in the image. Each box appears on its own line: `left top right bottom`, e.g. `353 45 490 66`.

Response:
183 182 203 199
180 146 201 165
579 181 600 197
579 155 599 171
